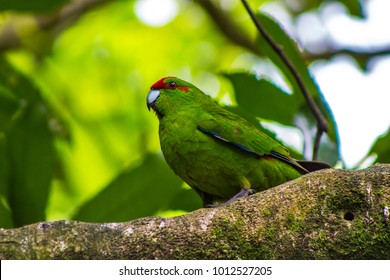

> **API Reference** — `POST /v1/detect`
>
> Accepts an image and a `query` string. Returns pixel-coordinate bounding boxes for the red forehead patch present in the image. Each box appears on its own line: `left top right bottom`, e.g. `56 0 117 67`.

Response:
150 76 189 92
150 76 175 89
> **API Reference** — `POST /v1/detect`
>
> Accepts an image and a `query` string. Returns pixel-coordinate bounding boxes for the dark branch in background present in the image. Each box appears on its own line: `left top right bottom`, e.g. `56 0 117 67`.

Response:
303 47 390 67
194 0 257 53
313 129 323 161
240 0 329 160
0 0 109 52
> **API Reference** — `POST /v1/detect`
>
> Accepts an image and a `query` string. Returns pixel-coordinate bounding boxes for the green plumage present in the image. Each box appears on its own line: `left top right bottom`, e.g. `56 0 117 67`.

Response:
147 76 329 206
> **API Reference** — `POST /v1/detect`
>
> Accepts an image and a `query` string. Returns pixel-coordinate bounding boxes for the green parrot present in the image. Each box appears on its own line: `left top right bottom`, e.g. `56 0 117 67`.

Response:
147 76 330 207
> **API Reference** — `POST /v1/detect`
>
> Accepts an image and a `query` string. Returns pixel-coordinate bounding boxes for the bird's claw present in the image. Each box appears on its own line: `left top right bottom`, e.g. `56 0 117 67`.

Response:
204 188 257 208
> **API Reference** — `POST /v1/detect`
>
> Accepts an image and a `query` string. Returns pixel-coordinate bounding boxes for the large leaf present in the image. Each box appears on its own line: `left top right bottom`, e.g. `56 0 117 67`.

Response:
0 134 12 228
0 87 18 132
341 0 364 18
0 195 13 228
256 13 317 104
0 134 9 198
254 12 339 163
0 136 12 228
0 0 69 12
369 128 390 164
73 153 198 222
0 59 54 226
6 106 54 226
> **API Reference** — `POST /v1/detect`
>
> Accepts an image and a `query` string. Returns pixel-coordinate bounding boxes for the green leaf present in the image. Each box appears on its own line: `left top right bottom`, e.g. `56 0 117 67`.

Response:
0 195 13 228
0 87 18 132
292 0 364 18
167 187 202 212
6 105 54 226
73 153 193 223
256 13 319 106
0 0 69 12
255 13 340 164
0 134 9 199
369 128 390 164
0 59 54 226
0 133 13 228
339 0 364 18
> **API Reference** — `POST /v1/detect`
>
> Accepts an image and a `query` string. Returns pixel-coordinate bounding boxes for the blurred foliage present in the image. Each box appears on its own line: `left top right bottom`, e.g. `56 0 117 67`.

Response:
0 59 55 227
283 0 363 17
0 0 70 13
74 153 200 222
0 0 387 228
369 128 390 164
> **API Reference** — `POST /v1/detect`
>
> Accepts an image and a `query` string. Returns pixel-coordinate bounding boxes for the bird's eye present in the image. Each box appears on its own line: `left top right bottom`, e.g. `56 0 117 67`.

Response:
169 82 177 89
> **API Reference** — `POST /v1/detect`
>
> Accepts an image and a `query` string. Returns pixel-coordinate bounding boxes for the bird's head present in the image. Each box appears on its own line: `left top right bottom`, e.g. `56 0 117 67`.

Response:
147 76 204 118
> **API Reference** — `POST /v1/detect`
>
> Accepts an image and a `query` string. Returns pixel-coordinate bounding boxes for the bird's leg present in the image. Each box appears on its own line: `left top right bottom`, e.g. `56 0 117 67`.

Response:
201 193 215 207
205 188 257 208
193 186 216 207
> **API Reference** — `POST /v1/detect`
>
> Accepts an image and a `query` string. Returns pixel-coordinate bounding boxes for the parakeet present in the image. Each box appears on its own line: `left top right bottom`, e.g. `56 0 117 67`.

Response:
147 76 330 207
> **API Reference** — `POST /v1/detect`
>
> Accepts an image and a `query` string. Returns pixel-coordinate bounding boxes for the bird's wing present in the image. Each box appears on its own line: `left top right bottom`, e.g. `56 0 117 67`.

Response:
197 109 310 174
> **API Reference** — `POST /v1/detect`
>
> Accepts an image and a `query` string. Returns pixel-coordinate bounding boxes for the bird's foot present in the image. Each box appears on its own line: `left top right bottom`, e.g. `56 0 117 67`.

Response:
205 188 257 208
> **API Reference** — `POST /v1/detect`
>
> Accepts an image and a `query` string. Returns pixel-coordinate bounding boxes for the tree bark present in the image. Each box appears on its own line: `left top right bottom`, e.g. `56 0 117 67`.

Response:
1 164 389 260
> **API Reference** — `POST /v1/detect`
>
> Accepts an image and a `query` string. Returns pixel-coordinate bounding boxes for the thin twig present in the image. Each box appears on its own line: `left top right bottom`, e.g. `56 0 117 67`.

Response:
303 47 390 64
313 126 323 160
241 0 329 160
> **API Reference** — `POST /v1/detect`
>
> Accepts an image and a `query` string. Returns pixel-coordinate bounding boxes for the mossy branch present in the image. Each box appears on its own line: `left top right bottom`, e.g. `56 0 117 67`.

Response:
1 164 389 260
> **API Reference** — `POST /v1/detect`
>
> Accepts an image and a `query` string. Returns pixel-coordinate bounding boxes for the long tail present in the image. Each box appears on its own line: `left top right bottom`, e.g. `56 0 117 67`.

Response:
296 160 331 173
270 151 331 175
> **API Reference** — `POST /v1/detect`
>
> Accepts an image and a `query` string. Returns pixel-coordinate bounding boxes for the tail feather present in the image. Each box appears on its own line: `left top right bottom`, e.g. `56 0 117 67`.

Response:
296 160 331 173
270 151 331 175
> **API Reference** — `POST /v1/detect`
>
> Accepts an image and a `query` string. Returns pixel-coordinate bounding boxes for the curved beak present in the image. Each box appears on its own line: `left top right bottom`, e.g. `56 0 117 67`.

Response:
147 89 160 111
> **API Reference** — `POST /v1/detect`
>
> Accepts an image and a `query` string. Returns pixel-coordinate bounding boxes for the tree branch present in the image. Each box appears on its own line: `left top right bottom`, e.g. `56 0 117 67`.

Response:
1 164 389 259
0 0 110 53
194 0 258 54
303 47 390 67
